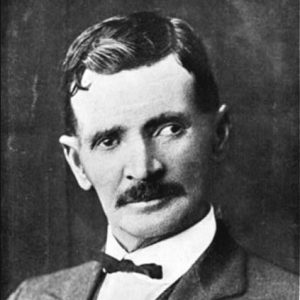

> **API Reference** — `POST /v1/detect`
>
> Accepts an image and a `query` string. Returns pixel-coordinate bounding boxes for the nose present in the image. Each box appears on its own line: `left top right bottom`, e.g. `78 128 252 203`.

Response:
124 137 164 181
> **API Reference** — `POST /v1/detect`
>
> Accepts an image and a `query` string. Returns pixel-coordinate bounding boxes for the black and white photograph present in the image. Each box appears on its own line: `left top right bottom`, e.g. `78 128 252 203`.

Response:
2 1 299 299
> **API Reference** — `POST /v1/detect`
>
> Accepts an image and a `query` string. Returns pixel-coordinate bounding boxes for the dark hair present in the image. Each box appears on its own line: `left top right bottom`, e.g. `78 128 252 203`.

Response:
63 11 219 135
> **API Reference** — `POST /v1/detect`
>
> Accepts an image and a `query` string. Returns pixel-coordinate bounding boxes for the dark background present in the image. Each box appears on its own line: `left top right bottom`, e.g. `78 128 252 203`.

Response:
1 0 299 298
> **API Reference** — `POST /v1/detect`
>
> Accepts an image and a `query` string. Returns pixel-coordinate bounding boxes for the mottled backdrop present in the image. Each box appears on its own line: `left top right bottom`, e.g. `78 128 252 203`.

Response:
1 0 299 298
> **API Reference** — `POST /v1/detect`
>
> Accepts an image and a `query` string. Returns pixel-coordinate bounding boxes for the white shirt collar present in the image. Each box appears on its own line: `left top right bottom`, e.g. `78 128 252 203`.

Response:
105 206 216 283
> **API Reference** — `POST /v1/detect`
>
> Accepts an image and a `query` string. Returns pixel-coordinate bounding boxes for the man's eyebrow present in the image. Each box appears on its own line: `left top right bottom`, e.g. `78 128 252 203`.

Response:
144 112 192 132
87 126 125 149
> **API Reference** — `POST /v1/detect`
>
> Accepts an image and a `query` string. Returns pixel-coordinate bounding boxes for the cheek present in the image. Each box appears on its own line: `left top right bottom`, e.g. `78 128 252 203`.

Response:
175 152 208 184
164 136 211 186
80 151 123 198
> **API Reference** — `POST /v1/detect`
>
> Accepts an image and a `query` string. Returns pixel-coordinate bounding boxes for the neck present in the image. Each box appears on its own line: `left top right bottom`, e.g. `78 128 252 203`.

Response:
113 234 165 253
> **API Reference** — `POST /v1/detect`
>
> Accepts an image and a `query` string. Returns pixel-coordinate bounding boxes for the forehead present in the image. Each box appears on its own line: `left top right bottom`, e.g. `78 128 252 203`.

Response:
71 55 197 136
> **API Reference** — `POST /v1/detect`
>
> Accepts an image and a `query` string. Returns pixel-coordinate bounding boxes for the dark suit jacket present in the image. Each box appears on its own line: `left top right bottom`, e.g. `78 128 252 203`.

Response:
8 223 299 300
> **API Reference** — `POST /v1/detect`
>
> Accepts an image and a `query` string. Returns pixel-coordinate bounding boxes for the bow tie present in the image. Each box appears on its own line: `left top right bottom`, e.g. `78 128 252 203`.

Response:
100 252 163 279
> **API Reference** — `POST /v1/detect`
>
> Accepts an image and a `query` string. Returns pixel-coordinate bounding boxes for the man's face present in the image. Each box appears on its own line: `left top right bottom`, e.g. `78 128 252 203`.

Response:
62 55 217 248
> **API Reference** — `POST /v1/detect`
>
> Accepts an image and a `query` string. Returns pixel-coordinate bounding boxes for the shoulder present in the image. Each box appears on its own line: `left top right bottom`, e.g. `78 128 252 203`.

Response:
7 261 101 300
206 221 299 299
245 253 299 299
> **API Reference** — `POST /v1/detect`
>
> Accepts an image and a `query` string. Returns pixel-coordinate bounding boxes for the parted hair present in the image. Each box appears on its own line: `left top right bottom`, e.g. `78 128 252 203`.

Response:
63 11 219 135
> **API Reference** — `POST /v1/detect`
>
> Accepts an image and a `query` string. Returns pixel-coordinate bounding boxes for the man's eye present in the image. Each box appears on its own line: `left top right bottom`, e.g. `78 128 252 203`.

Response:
98 137 119 149
157 124 185 137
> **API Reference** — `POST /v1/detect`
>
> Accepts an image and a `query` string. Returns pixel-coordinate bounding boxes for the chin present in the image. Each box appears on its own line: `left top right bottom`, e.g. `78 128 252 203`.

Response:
119 209 189 242
111 196 208 248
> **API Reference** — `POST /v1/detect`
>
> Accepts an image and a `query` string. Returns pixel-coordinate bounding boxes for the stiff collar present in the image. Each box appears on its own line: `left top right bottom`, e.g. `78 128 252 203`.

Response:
105 206 216 283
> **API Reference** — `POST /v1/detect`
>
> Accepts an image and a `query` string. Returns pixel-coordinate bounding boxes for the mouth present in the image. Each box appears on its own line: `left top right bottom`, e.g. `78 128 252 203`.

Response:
124 192 169 204
125 195 175 212
116 181 186 209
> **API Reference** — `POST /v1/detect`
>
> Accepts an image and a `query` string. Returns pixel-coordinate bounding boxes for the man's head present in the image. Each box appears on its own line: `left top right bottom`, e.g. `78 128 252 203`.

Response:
60 11 230 251
62 11 219 136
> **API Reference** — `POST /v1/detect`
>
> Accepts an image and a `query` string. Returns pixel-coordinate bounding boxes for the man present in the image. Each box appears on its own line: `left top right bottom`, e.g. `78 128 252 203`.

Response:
8 11 298 300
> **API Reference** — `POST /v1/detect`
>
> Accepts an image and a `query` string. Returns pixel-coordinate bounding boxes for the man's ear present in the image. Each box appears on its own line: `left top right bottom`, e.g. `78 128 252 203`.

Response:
212 104 231 160
59 135 92 190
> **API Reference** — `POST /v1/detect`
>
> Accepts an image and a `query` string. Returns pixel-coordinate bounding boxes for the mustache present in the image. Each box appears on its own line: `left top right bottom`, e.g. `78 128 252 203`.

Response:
116 181 186 207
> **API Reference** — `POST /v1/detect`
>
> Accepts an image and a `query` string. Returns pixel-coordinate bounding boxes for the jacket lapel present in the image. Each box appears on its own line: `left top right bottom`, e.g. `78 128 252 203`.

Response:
161 221 247 300
64 250 107 299
42 261 103 300
66 261 103 300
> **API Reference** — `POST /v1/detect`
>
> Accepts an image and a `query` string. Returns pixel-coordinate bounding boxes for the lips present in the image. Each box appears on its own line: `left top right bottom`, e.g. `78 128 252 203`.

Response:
123 191 168 204
116 181 186 207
